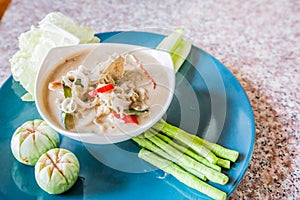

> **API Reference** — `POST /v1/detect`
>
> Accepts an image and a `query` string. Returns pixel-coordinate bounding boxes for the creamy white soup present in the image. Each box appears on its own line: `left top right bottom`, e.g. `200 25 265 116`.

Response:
43 49 172 135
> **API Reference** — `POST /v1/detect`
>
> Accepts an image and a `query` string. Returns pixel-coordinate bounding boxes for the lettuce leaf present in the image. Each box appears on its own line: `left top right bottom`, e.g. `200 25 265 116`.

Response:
10 12 100 101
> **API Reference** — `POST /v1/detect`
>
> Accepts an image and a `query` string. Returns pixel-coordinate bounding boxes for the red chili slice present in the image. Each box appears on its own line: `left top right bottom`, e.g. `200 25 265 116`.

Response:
114 113 139 125
88 83 114 97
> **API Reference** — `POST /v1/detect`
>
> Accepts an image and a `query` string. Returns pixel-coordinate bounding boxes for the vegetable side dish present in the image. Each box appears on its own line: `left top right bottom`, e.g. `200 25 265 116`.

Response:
10 119 60 166
35 148 80 194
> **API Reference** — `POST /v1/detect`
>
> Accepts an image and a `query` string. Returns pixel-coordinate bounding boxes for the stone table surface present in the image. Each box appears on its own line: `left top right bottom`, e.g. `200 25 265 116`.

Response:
0 0 299 199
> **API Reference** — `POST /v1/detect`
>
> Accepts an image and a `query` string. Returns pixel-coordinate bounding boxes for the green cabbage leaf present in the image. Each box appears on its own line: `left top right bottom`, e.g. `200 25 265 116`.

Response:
10 12 100 101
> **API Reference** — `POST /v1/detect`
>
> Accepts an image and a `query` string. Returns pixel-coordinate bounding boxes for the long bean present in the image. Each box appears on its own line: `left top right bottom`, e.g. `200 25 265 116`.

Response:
139 149 226 200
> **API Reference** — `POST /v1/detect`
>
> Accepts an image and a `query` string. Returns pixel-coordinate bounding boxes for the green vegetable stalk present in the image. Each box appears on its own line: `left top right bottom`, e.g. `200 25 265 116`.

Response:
152 132 221 172
151 121 219 164
143 133 229 185
187 134 239 162
138 149 227 200
216 157 231 169
132 137 207 181
145 129 230 169
153 119 239 162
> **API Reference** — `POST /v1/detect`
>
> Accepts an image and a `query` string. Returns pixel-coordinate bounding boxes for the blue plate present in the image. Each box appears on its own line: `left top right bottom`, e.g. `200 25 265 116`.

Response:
0 31 255 200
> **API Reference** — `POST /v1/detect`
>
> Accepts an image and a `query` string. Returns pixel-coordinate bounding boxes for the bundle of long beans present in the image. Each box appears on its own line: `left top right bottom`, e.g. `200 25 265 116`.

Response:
133 120 239 200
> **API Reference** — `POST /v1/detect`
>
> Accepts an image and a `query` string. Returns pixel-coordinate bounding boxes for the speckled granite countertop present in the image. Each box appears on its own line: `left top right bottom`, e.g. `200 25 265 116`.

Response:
0 0 299 199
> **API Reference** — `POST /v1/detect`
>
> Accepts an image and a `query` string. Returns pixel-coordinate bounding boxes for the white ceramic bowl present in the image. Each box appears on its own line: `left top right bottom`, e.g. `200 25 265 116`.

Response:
35 43 175 144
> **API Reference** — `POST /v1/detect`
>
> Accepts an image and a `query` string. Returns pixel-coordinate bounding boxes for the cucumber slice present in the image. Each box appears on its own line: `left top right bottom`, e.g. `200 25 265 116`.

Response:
156 28 192 72
156 28 184 53
171 40 192 72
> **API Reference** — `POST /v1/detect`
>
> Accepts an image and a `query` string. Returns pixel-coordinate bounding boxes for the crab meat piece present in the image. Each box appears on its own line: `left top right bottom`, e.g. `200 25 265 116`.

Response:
127 54 156 89
48 80 62 91
102 56 125 81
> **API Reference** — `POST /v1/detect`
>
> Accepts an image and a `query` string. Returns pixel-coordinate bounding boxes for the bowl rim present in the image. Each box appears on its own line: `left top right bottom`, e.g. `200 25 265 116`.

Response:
34 43 175 144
